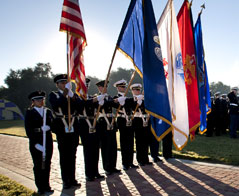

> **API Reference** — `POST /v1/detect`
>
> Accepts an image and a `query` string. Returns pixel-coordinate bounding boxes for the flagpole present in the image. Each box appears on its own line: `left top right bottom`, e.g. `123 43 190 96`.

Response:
66 33 72 131
92 46 118 129
198 3 205 16
112 70 137 125
170 0 176 121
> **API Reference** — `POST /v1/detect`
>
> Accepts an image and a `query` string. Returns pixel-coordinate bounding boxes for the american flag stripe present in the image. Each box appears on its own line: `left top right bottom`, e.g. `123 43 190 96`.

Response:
61 8 83 25
68 35 87 97
63 0 81 14
64 0 79 7
60 0 87 98
60 0 86 40
60 18 85 38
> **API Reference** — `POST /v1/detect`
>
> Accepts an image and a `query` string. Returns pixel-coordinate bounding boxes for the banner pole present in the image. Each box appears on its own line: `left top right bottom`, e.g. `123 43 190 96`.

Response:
67 33 72 131
92 46 118 129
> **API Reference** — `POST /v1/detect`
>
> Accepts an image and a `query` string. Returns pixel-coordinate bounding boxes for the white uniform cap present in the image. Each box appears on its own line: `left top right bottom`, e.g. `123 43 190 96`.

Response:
231 87 238 91
130 83 142 90
113 79 127 87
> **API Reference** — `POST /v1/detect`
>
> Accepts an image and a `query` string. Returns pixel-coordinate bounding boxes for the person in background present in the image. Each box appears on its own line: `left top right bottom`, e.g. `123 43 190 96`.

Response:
214 92 222 136
227 87 239 138
24 91 54 195
221 94 229 134
206 96 215 137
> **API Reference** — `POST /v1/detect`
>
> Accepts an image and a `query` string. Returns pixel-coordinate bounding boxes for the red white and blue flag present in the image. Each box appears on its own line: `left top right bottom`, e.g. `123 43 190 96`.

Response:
60 0 87 98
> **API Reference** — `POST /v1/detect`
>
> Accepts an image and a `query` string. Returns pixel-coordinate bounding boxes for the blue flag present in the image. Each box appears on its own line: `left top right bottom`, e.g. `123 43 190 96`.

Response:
194 14 211 133
117 0 172 140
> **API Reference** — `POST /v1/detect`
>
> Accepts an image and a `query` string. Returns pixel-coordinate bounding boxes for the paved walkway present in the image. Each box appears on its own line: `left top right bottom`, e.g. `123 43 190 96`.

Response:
0 134 238 196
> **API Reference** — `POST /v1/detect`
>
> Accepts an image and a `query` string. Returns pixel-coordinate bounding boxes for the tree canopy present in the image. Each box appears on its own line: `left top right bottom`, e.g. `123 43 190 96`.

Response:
0 63 55 113
209 82 231 96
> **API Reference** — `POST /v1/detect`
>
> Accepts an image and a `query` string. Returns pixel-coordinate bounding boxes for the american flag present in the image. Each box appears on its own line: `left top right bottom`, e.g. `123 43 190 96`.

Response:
60 0 87 98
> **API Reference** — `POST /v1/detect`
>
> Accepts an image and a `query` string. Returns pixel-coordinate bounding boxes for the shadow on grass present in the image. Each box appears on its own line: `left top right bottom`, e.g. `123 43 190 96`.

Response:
0 120 24 129
171 134 239 166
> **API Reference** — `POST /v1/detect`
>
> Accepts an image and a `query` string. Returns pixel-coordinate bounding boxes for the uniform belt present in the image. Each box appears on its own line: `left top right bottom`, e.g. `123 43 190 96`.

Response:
134 112 149 118
99 113 114 118
230 103 238 106
78 116 95 120
117 114 131 118
34 128 41 132
55 114 77 118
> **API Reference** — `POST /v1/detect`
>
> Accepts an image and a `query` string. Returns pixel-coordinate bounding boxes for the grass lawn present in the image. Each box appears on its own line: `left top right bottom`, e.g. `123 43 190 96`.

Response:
0 120 239 166
0 174 38 196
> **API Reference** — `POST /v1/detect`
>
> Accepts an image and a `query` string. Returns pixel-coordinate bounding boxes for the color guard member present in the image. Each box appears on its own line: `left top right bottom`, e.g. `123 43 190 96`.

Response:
49 74 81 189
96 80 121 175
130 84 152 166
25 91 54 195
78 78 105 181
113 79 138 170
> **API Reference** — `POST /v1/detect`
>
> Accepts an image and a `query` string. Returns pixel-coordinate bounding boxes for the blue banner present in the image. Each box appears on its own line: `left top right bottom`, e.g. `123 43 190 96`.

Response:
194 15 211 133
117 0 172 140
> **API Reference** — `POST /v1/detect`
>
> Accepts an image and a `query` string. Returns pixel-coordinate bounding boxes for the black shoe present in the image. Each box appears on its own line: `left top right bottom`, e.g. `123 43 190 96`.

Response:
86 176 94 182
37 190 45 195
139 163 145 166
95 174 105 179
45 187 54 194
146 161 153 165
71 180 81 187
206 134 212 137
113 168 121 173
123 165 129 170
105 170 113 175
130 164 139 168
63 182 71 189
153 157 162 163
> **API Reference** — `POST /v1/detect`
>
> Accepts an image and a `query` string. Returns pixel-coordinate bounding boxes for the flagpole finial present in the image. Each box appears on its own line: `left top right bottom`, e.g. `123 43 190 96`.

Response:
198 3 205 16
189 0 193 7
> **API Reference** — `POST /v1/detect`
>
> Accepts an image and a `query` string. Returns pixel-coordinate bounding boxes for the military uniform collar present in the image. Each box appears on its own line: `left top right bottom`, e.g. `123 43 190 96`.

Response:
58 89 64 94
118 92 124 97
34 106 44 117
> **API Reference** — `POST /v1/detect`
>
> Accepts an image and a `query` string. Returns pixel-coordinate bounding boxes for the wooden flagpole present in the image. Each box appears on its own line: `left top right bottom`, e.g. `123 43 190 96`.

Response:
66 33 72 131
170 0 176 121
92 46 118 129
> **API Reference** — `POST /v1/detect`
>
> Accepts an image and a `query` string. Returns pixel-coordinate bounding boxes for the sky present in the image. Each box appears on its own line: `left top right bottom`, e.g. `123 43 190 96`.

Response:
0 0 239 88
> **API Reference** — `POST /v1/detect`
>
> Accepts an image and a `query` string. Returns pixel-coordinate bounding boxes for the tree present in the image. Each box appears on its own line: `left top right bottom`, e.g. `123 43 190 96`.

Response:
1 63 55 114
209 81 231 96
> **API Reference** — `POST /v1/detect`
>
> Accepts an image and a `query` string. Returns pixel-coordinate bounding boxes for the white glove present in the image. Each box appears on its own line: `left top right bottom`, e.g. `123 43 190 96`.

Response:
97 94 105 102
65 82 72 90
137 99 142 106
99 100 104 106
41 125 50 132
68 89 74 98
136 94 144 101
118 96 126 106
35 144 44 152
